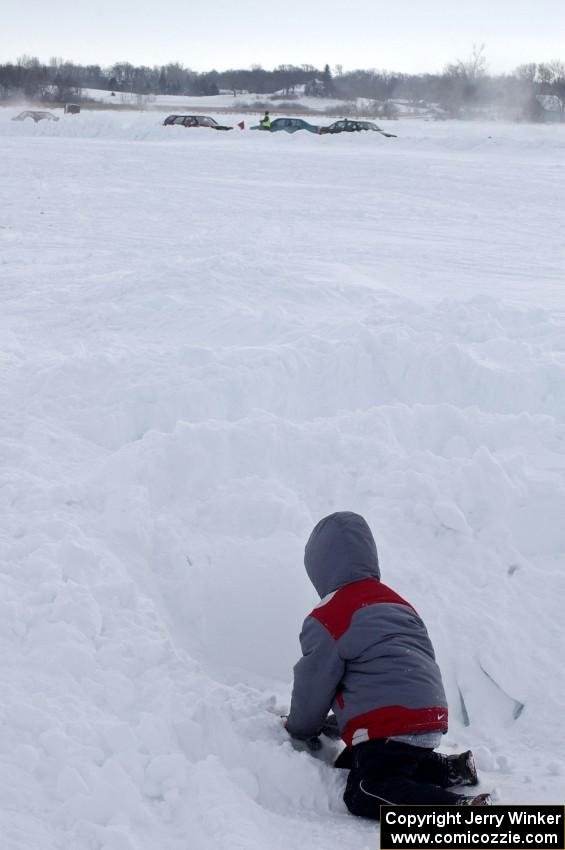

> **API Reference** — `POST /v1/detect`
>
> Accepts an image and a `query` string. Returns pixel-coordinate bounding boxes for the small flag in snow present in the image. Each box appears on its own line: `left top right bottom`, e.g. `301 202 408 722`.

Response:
237 121 245 130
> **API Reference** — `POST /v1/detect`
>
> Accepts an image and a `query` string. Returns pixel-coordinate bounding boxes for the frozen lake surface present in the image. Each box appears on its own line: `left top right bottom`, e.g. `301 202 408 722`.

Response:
1 109 564 849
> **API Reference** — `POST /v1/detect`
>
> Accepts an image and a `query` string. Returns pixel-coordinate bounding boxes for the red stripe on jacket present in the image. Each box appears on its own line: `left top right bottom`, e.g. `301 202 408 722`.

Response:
342 705 449 747
310 577 417 640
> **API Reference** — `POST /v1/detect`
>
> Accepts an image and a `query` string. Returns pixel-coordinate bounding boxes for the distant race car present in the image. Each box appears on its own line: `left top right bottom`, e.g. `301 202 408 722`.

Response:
11 110 60 123
320 119 397 138
163 114 233 130
250 117 320 134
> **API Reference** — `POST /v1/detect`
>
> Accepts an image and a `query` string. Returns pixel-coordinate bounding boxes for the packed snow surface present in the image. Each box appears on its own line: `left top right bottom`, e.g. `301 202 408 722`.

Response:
1 109 564 849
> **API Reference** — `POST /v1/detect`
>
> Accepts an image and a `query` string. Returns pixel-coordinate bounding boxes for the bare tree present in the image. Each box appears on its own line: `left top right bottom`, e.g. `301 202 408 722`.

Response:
223 69 240 96
538 60 565 112
273 64 301 95
445 43 487 80
515 63 537 83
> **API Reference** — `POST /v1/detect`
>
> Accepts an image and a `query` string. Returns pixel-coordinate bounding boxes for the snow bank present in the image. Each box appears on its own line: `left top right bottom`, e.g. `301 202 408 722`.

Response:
1 105 564 155
1 113 564 848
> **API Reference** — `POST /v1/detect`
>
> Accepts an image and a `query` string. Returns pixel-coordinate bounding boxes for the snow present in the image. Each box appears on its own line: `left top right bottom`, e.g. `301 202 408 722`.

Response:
82 87 255 109
82 87 376 114
1 107 564 849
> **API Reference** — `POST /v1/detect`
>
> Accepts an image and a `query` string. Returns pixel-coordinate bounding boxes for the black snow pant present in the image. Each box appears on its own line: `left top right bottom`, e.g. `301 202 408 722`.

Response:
342 739 462 819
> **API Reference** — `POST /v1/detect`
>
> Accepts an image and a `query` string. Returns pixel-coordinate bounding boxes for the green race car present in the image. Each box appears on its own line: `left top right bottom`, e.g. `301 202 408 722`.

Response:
251 117 320 134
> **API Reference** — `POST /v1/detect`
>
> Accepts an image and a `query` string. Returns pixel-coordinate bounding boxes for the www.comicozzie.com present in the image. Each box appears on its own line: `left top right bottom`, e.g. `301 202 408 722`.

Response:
380 805 565 849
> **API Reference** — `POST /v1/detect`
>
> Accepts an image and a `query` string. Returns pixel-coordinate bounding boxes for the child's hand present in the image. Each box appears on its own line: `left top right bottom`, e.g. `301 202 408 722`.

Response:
281 716 323 752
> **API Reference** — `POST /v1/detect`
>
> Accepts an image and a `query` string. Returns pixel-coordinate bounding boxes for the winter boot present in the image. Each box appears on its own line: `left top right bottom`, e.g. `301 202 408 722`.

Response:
447 750 479 787
457 793 492 806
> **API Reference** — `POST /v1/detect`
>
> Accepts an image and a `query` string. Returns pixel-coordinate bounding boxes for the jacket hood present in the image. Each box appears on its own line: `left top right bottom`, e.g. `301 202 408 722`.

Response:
304 511 380 598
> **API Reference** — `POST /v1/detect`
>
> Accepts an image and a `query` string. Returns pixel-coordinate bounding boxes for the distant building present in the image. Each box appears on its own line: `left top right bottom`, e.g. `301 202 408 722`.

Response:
536 94 564 122
304 79 326 97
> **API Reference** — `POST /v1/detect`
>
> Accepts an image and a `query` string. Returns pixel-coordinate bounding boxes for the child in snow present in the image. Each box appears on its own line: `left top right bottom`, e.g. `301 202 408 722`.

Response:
285 511 490 817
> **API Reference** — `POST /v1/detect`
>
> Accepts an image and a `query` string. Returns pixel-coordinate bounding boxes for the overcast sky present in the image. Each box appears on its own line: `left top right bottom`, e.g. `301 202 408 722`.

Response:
3 0 564 73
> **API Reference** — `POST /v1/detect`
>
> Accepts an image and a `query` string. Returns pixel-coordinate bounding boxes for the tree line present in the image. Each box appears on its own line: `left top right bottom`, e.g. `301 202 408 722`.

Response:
1 53 564 119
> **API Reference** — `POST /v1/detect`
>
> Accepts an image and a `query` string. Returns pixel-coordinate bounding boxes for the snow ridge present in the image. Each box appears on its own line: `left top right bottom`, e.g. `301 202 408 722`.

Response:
1 112 564 849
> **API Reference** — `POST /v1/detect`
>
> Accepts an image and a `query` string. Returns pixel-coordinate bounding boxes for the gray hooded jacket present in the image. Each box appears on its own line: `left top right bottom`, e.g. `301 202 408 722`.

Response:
286 512 448 746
